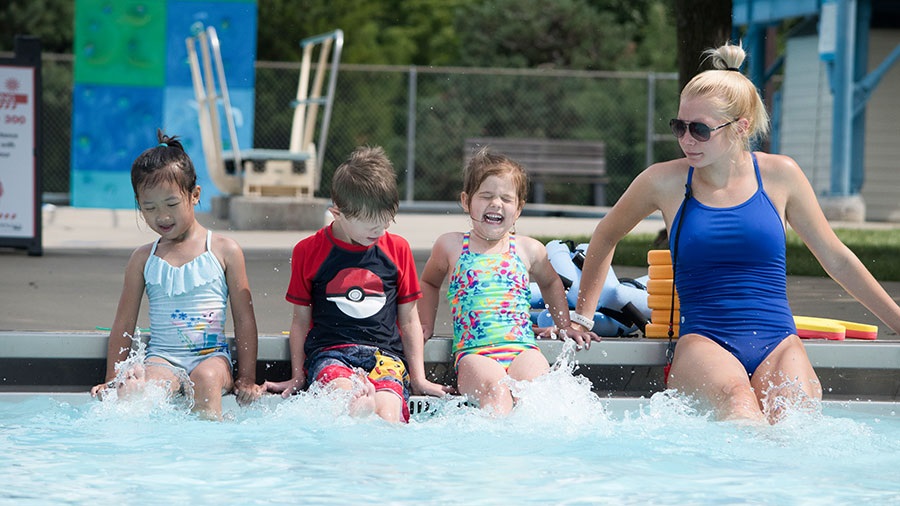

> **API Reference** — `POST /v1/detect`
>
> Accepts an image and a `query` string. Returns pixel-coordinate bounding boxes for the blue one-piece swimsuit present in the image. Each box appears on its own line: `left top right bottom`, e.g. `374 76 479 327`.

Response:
670 152 796 376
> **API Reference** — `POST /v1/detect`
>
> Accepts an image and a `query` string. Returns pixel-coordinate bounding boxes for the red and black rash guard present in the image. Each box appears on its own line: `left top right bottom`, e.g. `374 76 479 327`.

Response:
286 224 422 360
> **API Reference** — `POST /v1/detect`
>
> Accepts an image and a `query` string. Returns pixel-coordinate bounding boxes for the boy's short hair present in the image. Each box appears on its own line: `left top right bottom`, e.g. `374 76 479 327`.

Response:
331 146 399 223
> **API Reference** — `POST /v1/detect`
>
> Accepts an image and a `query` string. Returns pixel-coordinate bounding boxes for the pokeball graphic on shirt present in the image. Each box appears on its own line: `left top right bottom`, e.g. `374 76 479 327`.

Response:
326 268 387 319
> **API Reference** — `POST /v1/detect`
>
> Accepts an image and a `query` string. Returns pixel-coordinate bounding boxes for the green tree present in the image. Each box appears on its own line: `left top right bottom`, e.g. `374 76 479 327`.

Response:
258 0 384 62
0 0 74 53
455 0 633 69
256 0 470 65
671 0 733 90
402 0 679 204
632 0 680 71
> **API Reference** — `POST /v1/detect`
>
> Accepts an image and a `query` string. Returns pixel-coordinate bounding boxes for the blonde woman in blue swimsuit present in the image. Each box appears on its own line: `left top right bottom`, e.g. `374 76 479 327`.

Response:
570 42 900 424
419 148 598 415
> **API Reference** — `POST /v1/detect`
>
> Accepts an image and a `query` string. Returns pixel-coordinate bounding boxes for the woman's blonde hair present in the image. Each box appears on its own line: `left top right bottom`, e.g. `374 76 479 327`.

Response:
682 41 770 149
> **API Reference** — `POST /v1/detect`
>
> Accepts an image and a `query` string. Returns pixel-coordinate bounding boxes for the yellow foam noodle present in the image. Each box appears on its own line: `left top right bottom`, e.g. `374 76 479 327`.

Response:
646 278 676 296
795 316 877 340
648 264 674 279
645 322 679 338
647 249 672 266
794 316 845 340
831 319 878 340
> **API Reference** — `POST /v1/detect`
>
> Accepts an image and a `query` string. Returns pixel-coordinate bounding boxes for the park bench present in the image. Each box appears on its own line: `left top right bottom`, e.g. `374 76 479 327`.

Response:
465 137 609 206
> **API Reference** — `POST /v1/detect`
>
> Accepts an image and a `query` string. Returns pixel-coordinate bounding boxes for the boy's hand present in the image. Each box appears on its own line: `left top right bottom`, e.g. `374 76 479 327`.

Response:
233 378 266 406
411 377 457 397
263 376 307 398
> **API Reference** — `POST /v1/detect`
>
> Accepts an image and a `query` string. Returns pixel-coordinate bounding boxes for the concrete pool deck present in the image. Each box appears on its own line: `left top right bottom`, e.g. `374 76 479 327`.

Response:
6 204 900 337
1 205 899 398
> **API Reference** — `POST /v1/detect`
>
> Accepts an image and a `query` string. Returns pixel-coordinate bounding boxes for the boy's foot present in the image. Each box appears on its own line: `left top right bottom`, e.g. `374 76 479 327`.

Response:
348 370 376 417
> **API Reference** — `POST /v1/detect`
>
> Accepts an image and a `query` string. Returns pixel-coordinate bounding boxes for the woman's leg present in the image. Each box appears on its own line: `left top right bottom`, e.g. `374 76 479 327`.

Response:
667 333 766 422
190 355 234 420
457 353 514 415
750 335 822 423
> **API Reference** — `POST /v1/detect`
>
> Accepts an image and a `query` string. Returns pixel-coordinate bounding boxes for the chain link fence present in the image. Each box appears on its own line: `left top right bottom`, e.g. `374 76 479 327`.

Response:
38 55 681 207
38 53 74 201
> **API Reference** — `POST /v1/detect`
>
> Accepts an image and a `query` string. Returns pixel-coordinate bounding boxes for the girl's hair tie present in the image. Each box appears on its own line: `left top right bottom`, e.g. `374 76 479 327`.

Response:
726 67 741 72
158 142 168 148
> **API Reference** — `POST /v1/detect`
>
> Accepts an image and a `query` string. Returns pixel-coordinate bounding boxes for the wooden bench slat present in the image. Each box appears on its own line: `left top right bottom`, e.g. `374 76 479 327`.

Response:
465 137 608 205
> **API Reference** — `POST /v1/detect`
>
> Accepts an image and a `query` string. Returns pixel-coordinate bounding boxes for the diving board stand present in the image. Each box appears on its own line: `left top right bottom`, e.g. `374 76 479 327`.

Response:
186 26 343 199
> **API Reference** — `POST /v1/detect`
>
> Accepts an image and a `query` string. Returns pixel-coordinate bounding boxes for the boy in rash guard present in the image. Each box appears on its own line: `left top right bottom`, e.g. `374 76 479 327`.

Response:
263 146 452 422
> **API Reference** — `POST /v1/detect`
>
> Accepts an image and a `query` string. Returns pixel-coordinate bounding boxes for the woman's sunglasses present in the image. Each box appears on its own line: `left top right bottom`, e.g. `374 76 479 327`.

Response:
669 118 737 142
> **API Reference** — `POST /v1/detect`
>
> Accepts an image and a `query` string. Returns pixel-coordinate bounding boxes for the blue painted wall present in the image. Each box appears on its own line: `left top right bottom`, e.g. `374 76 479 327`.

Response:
71 0 257 209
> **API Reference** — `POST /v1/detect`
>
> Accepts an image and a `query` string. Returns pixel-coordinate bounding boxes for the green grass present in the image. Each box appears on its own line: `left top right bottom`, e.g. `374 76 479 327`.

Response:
537 228 900 281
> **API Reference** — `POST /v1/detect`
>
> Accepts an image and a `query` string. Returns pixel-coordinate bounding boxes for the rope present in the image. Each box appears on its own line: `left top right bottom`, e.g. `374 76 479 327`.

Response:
665 182 691 380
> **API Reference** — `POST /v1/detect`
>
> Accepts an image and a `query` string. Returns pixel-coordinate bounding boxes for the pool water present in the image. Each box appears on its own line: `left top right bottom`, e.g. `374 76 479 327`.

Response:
3 362 899 506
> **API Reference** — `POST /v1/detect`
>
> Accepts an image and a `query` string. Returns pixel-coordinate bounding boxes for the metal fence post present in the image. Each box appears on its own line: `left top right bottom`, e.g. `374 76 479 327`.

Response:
405 65 418 202
645 72 656 168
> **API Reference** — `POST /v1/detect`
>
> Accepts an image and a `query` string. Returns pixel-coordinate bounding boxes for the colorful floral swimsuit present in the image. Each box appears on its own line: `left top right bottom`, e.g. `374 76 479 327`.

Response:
447 233 539 371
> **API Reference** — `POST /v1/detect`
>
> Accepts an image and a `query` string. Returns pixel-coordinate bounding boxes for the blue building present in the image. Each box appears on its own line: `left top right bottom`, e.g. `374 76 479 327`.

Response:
735 0 900 221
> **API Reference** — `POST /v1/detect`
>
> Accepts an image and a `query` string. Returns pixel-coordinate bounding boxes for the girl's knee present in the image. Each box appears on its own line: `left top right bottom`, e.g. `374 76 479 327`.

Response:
457 359 506 387
190 361 231 391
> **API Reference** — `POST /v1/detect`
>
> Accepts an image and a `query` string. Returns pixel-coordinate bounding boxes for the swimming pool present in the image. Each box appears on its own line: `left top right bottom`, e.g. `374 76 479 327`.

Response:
2 371 899 504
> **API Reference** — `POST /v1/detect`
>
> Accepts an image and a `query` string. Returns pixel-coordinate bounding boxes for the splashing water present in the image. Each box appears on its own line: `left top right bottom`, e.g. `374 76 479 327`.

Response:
761 374 823 424
506 338 613 431
98 329 194 414
2 386 899 502
3 339 898 502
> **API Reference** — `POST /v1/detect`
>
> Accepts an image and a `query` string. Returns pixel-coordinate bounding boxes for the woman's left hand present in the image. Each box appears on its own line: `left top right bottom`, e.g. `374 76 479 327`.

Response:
563 325 601 350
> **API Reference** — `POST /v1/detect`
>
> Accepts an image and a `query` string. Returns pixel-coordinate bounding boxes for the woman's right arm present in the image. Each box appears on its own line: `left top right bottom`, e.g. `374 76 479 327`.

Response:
781 154 900 334
574 166 668 325
91 247 149 396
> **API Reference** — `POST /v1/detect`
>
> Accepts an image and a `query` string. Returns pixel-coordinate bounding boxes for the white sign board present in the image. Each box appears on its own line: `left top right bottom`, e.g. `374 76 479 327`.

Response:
0 65 36 239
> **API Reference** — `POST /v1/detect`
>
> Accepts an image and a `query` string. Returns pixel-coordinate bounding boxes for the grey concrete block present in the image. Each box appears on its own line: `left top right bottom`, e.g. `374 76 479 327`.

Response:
227 196 332 230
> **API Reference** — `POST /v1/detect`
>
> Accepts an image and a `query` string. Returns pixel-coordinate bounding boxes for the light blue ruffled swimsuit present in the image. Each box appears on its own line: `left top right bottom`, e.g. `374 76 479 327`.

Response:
144 230 231 373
